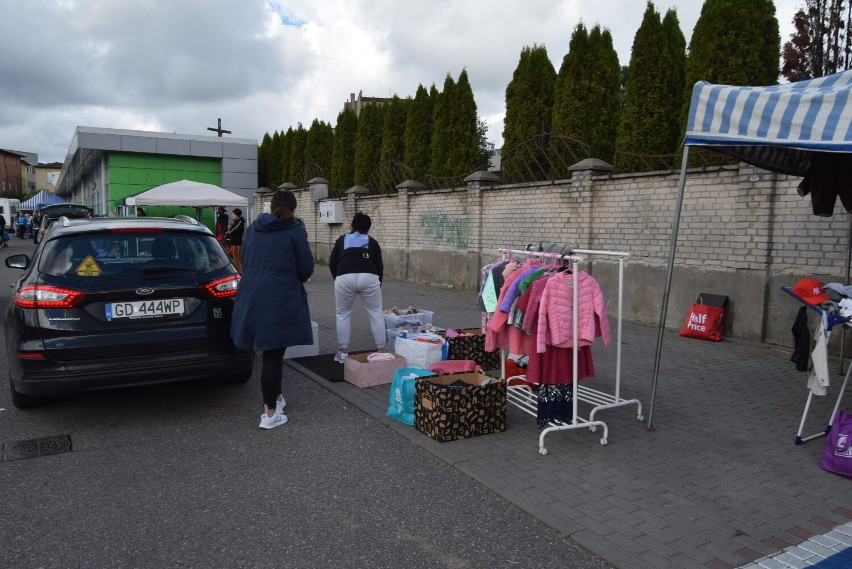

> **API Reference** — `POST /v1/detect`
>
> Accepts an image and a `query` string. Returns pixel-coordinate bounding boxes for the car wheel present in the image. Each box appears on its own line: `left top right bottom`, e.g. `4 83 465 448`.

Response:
9 374 47 408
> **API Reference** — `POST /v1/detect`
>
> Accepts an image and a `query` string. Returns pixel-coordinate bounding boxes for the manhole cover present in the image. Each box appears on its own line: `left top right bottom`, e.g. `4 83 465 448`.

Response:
2 435 72 461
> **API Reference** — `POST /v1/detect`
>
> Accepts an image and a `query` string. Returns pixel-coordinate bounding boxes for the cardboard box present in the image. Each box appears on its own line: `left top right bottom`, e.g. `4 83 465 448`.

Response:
414 372 506 442
343 352 407 388
438 328 500 371
283 321 319 359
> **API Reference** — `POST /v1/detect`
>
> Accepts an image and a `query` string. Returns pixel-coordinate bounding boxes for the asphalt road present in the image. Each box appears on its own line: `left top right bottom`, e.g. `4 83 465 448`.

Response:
0 234 613 569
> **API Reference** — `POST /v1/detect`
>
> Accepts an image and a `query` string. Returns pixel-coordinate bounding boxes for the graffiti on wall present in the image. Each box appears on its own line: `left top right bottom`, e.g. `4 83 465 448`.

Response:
420 213 470 249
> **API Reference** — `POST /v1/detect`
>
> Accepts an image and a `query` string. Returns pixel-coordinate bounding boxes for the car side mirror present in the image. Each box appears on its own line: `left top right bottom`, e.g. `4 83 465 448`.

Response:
5 254 30 270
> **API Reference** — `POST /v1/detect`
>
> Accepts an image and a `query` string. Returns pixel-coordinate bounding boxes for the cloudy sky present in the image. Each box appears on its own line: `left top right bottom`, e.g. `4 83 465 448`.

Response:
1 0 800 165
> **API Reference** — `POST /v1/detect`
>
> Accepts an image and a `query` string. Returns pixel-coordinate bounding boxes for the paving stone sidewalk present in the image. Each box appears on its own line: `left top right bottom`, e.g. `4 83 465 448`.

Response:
287 269 851 569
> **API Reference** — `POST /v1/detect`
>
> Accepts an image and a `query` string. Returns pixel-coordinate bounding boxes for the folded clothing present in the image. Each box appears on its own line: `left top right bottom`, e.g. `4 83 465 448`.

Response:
367 352 398 362
444 328 476 338
428 360 480 374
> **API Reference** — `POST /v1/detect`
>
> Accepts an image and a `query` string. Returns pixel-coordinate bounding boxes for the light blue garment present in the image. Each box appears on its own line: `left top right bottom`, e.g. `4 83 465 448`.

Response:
344 232 369 250
481 271 499 313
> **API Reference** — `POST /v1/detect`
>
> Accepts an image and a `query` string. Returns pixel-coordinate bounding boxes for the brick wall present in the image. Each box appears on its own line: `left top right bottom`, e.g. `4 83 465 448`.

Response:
258 163 849 347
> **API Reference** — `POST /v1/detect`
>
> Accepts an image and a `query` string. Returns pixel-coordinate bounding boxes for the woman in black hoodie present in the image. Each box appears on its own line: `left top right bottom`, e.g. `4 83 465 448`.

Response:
328 212 385 363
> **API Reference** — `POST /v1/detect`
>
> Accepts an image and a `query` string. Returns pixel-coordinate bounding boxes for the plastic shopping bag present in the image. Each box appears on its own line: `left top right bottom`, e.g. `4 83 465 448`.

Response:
394 334 447 369
821 410 852 479
386 367 434 425
679 302 726 341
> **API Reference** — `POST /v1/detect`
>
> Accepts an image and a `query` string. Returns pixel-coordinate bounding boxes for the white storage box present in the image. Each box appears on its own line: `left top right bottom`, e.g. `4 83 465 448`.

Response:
382 307 434 329
283 321 319 359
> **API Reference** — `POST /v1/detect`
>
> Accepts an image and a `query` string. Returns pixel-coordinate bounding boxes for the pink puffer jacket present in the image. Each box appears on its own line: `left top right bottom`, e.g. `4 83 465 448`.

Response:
536 271 610 353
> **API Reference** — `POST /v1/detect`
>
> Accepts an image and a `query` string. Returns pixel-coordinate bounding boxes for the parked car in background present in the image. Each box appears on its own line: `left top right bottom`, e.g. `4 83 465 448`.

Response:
36 203 93 242
4 214 253 408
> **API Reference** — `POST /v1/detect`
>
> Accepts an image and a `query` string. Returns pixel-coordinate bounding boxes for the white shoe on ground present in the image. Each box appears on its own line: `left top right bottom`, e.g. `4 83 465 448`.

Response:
334 349 348 363
258 412 288 429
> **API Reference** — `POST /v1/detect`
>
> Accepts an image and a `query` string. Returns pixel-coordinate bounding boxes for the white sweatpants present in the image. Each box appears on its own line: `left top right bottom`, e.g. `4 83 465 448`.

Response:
334 272 385 350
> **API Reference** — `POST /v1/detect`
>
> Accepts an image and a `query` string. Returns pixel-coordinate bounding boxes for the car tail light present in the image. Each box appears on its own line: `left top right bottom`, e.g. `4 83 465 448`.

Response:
203 274 241 299
15 285 85 308
17 352 47 360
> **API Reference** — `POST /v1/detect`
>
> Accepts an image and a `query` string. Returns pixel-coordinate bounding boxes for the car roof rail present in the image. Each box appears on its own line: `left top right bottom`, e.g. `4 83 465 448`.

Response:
59 216 71 227
173 215 198 225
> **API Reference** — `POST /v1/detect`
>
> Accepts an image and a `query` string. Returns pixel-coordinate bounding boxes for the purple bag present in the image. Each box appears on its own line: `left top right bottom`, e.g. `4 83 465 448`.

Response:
821 410 852 478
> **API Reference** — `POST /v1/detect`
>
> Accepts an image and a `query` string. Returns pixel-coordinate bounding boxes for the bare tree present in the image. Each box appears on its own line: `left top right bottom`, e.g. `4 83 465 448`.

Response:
782 0 852 80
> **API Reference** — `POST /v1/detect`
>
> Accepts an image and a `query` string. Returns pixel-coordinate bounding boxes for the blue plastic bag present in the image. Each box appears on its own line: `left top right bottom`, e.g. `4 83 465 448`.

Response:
386 367 434 425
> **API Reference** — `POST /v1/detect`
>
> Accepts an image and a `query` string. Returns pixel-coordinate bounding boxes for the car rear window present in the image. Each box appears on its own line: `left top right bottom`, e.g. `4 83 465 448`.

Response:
39 232 232 279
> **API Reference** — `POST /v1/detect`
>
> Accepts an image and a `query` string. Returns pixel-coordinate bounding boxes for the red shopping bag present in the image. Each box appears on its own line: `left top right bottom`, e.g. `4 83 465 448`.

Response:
679 302 726 341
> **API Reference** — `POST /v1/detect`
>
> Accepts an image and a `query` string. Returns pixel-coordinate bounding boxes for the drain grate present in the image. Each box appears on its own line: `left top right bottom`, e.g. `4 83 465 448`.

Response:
2 435 72 461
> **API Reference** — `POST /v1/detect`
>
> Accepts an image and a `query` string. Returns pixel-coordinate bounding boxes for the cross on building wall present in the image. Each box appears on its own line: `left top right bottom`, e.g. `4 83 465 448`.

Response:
207 118 231 137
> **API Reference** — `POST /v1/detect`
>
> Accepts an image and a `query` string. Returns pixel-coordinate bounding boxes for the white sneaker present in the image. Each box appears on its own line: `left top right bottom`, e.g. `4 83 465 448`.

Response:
275 397 286 415
333 349 348 364
258 412 288 429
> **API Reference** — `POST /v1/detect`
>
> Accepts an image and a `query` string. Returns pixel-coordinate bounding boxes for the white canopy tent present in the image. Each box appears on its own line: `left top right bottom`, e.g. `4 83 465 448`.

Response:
123 180 249 224
125 180 248 208
649 70 852 428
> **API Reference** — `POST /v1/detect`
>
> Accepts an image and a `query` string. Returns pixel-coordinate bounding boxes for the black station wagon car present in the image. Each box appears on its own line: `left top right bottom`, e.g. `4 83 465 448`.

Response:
4 215 253 407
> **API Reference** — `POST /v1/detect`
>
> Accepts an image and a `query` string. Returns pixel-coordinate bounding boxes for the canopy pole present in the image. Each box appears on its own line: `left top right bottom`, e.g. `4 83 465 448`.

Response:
647 146 690 431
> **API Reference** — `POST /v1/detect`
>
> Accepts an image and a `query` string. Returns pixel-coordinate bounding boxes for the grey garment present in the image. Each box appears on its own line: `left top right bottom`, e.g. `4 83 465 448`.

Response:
823 282 852 300
334 272 385 350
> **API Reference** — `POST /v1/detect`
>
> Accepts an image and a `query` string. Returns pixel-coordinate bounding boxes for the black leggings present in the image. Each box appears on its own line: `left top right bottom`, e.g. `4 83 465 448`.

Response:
261 348 285 411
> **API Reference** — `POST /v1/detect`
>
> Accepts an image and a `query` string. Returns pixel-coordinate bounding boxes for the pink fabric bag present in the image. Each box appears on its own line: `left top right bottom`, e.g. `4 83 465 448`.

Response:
427 360 481 374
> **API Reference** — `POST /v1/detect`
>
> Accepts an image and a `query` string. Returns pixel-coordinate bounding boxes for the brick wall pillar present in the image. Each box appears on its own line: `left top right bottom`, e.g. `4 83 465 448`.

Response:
463 171 499 288
396 180 424 281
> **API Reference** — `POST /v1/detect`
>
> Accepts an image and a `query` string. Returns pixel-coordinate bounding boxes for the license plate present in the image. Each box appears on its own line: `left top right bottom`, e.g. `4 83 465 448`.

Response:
105 298 184 320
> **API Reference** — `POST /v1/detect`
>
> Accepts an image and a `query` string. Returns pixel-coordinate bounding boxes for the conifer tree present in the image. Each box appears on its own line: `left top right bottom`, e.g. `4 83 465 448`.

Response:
353 103 386 185
503 44 557 175
660 9 687 152
380 95 409 164
288 124 308 182
305 119 334 175
448 69 480 175
258 132 272 188
683 0 780 123
279 127 293 183
330 108 358 189
617 3 686 156
379 95 409 190
430 73 455 178
404 84 434 180
265 131 280 187
552 24 621 161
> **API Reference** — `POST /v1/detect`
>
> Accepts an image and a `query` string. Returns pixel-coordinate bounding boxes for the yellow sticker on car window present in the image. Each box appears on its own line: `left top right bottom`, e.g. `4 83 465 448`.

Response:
75 255 101 277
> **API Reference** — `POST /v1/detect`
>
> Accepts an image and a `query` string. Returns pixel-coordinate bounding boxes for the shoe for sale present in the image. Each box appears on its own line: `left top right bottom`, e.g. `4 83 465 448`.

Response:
275 397 286 415
333 349 348 364
258 412 288 430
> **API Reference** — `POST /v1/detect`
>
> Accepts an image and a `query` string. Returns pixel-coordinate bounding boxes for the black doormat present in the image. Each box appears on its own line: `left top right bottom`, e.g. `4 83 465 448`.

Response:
288 350 374 383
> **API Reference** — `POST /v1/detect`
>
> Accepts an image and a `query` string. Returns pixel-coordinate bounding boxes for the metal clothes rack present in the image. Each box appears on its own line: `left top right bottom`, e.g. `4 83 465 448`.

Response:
495 247 642 455
781 286 851 445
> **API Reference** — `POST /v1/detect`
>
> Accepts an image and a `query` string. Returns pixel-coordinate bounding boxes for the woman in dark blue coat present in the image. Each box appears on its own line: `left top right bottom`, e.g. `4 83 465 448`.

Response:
231 189 314 429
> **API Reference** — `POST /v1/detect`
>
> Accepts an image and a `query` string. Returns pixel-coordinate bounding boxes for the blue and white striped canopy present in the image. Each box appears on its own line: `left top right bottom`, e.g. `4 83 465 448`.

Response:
19 190 65 210
685 70 852 176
